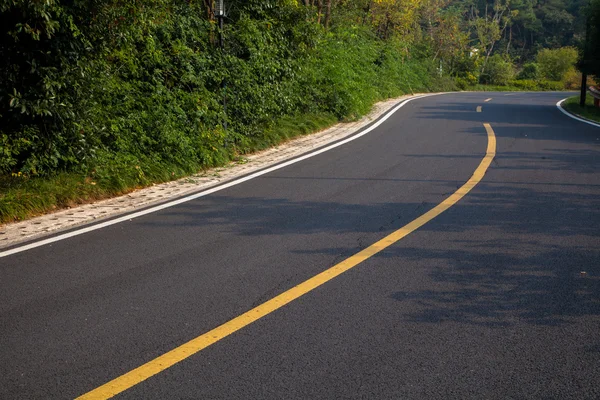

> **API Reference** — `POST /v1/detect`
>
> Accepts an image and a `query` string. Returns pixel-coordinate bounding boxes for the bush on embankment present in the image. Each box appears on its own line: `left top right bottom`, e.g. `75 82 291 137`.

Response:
0 1 447 222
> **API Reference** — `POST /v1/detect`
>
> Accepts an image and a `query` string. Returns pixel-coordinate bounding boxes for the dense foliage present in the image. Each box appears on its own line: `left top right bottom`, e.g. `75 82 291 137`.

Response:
1 0 447 182
0 0 589 192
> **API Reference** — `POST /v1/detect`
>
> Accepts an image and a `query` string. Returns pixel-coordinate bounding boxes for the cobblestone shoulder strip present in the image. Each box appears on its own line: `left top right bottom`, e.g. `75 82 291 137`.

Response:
0 94 421 248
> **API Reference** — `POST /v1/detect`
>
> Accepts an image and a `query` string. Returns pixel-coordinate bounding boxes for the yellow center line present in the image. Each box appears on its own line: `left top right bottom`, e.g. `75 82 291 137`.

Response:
476 106 482 112
77 123 497 400
484 98 492 102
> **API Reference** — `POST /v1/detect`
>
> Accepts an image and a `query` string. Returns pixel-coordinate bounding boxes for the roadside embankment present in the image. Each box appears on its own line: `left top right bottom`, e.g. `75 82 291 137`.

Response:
560 95 600 124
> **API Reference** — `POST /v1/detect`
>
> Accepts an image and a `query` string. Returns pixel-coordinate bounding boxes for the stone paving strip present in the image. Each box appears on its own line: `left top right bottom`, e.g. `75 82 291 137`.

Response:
0 93 422 249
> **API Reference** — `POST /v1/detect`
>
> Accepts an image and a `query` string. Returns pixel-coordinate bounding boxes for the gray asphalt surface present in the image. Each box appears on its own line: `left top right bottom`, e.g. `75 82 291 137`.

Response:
1 92 599 399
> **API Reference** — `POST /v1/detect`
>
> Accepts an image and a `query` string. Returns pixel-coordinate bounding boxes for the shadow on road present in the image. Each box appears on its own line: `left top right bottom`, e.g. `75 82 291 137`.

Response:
146 93 600 329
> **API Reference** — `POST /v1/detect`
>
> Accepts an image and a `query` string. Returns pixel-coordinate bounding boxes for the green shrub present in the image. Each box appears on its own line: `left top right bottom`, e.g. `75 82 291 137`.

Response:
562 67 582 89
0 1 438 182
0 0 92 175
536 80 565 91
451 55 480 81
506 79 566 91
537 47 579 81
454 77 470 90
517 63 540 80
480 55 515 85
507 79 540 90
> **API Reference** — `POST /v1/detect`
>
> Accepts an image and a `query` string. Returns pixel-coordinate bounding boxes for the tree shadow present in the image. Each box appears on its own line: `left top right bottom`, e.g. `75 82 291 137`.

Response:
137 92 600 330
388 244 599 328
380 180 600 328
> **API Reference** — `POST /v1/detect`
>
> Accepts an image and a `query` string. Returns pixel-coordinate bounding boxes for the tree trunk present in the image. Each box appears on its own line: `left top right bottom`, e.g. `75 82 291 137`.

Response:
317 0 322 25
324 0 332 30
580 74 587 107
481 42 495 75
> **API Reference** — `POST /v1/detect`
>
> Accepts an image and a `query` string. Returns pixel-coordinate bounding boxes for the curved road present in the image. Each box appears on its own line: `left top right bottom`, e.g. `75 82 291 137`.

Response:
1 92 599 399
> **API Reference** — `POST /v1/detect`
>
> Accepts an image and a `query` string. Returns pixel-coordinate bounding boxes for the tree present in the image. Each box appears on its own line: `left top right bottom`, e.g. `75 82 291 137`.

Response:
427 6 471 76
469 0 512 75
537 46 578 80
580 0 600 78
369 0 426 39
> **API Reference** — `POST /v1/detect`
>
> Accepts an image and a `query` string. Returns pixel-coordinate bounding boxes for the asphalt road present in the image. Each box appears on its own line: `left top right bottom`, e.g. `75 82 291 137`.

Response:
1 92 599 399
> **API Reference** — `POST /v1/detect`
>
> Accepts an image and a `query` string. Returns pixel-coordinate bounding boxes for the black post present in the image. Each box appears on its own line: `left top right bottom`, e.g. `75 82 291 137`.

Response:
581 10 591 108
580 73 588 107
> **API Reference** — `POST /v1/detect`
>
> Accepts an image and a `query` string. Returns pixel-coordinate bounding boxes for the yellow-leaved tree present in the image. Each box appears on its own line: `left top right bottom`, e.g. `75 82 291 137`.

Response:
369 0 426 39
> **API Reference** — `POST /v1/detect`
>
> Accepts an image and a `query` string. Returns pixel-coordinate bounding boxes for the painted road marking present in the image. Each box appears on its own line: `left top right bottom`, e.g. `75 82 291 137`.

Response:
476 106 482 112
77 123 497 400
0 93 442 259
484 98 492 102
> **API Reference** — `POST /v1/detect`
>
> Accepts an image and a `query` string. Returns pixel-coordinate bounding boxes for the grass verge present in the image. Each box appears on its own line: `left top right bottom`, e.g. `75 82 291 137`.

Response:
561 95 600 123
466 80 567 92
0 112 337 224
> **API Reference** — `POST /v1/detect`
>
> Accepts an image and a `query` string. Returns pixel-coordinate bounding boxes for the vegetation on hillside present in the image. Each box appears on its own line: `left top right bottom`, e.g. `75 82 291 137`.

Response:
0 0 590 222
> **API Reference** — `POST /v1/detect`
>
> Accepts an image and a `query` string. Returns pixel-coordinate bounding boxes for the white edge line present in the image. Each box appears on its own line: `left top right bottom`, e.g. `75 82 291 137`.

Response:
556 98 600 128
1 93 442 258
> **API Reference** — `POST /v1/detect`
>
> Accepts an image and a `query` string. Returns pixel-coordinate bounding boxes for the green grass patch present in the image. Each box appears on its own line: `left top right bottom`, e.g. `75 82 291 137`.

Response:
240 112 338 153
466 80 566 92
561 95 600 123
0 173 105 223
0 112 339 224
0 168 194 224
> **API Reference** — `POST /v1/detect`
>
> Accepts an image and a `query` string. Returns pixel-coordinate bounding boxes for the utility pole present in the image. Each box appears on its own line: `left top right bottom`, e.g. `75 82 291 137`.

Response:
215 0 227 131
580 73 587 107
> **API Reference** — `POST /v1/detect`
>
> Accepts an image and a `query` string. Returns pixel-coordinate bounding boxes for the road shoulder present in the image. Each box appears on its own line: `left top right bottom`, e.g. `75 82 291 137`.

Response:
0 93 429 249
